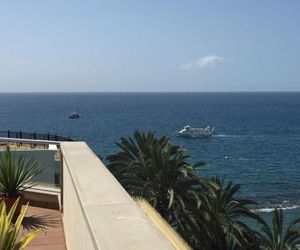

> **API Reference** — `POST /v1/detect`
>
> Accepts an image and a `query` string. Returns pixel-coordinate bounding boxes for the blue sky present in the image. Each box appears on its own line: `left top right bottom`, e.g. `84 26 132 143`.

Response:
0 1 299 92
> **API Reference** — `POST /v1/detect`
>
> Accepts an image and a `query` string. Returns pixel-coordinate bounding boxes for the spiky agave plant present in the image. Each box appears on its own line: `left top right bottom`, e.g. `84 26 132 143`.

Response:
0 198 40 249
0 148 42 198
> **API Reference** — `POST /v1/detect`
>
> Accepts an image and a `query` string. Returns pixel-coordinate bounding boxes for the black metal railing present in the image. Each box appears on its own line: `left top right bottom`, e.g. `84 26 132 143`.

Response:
0 130 75 141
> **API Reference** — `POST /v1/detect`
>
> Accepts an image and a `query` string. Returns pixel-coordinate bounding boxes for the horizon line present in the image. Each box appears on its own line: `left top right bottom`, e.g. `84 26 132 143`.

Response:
0 90 300 94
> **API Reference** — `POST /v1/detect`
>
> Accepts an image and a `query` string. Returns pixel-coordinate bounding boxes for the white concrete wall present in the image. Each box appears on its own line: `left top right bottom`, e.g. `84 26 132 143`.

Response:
60 142 175 250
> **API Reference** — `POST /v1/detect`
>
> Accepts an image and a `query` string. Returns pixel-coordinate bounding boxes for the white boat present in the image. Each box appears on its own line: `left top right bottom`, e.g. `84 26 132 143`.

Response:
68 112 81 119
177 125 214 137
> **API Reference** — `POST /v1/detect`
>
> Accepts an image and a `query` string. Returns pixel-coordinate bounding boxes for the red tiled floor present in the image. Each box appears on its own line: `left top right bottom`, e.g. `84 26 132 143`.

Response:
18 206 66 249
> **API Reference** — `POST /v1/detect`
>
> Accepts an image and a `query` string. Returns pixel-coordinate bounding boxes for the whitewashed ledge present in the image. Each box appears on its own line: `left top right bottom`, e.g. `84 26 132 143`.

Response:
60 142 175 250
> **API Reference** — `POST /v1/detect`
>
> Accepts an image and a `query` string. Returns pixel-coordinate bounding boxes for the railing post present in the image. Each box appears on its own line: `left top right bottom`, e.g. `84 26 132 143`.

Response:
34 132 36 140
20 130 23 139
7 130 10 138
47 133 50 140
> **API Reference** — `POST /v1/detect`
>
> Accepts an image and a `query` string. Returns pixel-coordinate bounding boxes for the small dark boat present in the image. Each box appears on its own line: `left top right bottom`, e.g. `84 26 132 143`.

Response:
69 112 81 119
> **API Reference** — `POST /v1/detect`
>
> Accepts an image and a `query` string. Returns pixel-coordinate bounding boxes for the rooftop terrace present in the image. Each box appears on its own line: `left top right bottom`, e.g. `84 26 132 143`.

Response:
20 205 66 250
0 137 186 249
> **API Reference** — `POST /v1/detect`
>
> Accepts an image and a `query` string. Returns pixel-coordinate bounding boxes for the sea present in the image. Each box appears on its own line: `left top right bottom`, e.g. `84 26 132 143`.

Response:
0 92 300 224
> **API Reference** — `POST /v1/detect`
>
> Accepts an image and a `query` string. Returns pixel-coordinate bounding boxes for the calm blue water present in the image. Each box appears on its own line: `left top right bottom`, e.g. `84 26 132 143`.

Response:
1 92 300 221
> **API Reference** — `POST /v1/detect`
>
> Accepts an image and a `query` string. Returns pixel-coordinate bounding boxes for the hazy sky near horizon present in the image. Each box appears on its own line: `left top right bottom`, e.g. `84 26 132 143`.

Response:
0 1 300 92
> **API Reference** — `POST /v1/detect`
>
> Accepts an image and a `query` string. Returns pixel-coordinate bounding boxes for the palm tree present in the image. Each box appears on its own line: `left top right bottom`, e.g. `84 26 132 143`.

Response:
187 177 261 250
107 131 207 219
107 131 261 249
257 208 300 250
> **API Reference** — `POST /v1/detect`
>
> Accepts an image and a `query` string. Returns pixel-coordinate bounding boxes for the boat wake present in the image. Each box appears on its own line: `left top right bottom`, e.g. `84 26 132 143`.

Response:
252 205 300 213
212 134 240 138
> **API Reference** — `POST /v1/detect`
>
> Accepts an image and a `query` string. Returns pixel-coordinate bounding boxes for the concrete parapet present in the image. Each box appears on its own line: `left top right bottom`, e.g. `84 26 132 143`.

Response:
60 142 175 250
